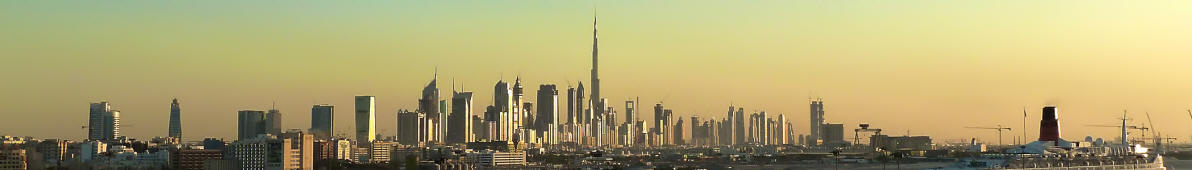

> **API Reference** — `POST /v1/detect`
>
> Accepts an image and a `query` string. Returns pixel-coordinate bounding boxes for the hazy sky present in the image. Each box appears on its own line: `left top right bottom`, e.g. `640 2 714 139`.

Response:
2 0 1192 145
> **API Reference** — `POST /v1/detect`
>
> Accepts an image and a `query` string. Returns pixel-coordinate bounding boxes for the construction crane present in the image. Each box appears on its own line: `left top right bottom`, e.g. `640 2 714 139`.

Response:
966 125 1012 146
1145 112 1162 152
1086 124 1150 144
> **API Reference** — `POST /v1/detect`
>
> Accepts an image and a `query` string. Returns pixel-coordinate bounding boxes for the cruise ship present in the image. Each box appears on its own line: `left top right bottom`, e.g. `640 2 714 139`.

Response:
952 106 1166 170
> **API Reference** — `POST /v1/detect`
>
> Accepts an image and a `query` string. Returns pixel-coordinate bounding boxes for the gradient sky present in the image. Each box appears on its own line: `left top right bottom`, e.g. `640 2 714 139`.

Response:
2 0 1192 145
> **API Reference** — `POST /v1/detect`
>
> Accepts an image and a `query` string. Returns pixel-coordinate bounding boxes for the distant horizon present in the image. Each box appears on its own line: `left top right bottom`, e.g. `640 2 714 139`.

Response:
3 0 1192 145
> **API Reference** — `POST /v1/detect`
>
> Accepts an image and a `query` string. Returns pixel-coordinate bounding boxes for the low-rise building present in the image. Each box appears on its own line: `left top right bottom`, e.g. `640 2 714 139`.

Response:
173 148 222 170
465 150 525 167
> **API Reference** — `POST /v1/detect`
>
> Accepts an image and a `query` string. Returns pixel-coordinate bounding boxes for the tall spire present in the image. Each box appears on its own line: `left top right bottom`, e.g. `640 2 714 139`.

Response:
590 10 602 115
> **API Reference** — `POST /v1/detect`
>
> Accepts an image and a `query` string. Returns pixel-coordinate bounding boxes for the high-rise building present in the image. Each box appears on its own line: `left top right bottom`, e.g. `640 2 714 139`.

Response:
777 114 786 145
106 110 121 140
265 108 282 136
448 91 474 145
494 81 512 113
522 101 535 133
535 84 558 132
690 116 700 145
589 15 606 120
734 107 745 145
237 110 266 140
809 98 825 146
566 87 576 125
89 102 121 141
169 99 183 139
576 83 586 124
355 96 376 147
311 105 334 140
673 118 684 145
653 104 664 139
88 102 109 140
513 77 526 129
725 106 735 145
397 110 422 146
625 100 637 125
492 81 513 142
719 117 732 145
418 73 442 143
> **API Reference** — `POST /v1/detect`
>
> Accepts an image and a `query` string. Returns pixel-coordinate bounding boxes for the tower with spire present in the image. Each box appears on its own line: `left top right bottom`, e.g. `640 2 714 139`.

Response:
418 68 443 142
590 13 603 119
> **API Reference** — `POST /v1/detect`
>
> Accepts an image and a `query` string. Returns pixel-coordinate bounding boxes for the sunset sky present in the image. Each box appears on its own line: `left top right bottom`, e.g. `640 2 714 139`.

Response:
2 0 1192 144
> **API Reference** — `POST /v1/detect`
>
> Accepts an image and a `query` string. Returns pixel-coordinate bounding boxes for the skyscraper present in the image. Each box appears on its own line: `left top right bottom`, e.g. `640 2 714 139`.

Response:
777 114 786 145
576 82 586 124
674 118 684 145
168 99 182 139
266 108 282 136
725 106 735 145
88 102 111 140
513 77 526 128
397 110 421 146
734 107 745 145
104 110 121 140
311 104 334 140
535 84 558 132
237 110 265 140
492 81 513 142
589 15 602 118
418 73 442 142
448 91 474 145
624 100 635 124
355 96 375 147
566 87 576 125
808 98 824 146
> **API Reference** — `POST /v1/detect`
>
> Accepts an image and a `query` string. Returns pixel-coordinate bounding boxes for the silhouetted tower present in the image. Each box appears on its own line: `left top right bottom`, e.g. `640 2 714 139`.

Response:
168 99 182 139
590 15 603 118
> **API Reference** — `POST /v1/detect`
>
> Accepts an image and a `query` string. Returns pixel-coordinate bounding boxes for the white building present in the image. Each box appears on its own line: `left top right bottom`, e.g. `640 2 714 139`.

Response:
466 150 525 167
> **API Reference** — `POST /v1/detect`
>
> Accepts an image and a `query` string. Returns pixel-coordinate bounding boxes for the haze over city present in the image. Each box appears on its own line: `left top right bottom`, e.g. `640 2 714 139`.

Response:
3 0 1192 148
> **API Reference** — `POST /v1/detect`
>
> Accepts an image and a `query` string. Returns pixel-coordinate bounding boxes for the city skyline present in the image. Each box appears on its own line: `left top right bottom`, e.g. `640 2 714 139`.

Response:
3 0 1192 145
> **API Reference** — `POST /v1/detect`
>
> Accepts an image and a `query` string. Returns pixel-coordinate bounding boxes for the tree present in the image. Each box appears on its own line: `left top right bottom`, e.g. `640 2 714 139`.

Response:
405 155 418 170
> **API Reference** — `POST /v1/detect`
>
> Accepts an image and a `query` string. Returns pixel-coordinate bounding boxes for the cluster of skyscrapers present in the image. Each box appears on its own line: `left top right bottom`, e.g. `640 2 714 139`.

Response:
0 16 895 170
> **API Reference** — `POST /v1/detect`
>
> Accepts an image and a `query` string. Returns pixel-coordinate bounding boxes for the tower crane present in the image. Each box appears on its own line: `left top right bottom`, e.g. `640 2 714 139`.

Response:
1086 124 1149 144
966 125 1012 146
